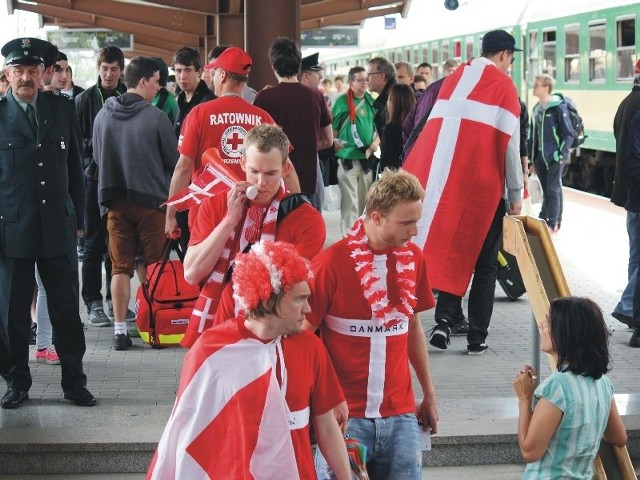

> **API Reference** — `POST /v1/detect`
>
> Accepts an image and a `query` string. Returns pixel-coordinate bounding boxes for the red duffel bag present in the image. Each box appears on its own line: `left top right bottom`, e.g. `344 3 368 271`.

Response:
135 240 200 348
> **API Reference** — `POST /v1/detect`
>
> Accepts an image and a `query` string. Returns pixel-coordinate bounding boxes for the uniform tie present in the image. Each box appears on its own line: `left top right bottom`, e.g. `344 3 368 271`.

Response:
26 103 37 134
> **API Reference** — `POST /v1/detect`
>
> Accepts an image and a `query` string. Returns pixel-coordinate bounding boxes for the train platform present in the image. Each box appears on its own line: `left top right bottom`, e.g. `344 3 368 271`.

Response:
1 187 639 478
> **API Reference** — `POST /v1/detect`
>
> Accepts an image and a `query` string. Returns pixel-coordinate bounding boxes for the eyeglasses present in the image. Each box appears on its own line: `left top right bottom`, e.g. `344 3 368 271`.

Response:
366 71 383 79
352 78 367 83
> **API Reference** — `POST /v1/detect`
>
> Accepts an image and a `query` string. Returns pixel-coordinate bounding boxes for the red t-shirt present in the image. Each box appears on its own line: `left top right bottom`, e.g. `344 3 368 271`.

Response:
254 83 331 194
307 238 435 418
190 193 326 324
178 96 275 180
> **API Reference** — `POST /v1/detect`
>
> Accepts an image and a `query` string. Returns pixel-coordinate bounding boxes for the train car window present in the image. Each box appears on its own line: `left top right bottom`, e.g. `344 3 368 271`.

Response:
589 22 606 82
564 24 580 83
454 40 461 58
422 47 428 64
442 42 450 62
529 30 539 86
413 49 419 66
405 48 411 62
431 44 440 80
616 16 636 80
466 36 474 62
542 30 556 79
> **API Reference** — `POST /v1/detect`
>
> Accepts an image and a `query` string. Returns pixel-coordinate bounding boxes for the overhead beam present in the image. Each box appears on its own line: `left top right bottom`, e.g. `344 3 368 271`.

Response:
301 5 403 30
301 0 399 21
13 1 200 45
138 0 217 15
33 0 206 35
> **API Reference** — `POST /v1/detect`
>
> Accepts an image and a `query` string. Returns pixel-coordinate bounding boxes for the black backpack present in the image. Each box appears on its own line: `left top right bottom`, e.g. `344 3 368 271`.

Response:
556 93 586 149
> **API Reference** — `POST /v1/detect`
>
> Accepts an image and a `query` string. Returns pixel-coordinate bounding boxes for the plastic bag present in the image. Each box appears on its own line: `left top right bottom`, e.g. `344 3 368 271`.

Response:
529 174 543 205
323 184 341 211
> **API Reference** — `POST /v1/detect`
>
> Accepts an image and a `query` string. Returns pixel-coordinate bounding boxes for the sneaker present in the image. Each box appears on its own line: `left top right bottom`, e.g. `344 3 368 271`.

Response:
105 300 135 321
429 320 451 350
467 343 488 355
451 314 469 336
35 347 61 365
629 329 640 348
87 301 111 327
113 333 132 351
28 322 37 345
127 322 141 338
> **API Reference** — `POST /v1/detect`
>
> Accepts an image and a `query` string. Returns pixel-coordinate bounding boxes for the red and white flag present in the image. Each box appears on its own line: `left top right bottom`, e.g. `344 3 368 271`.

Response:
147 324 299 480
402 57 520 296
163 148 240 212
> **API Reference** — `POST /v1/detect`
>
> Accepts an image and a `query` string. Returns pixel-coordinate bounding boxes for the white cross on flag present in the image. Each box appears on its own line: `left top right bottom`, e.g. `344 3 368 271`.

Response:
163 148 239 212
147 328 299 480
402 57 520 296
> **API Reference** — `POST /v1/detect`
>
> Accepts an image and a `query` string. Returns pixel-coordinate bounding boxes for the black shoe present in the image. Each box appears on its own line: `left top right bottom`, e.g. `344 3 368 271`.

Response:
28 322 37 345
451 314 469 336
612 311 633 328
429 320 451 350
63 386 97 406
467 343 489 355
629 329 640 348
113 332 132 351
1 388 29 409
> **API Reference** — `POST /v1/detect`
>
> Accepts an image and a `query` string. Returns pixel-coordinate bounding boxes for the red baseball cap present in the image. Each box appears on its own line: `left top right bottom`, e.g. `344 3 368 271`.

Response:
635 58 640 75
203 47 252 74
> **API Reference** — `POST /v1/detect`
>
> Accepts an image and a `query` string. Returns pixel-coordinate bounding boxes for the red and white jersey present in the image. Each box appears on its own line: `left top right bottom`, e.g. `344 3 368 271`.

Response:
402 57 520 296
178 96 275 180
308 239 435 418
148 317 344 479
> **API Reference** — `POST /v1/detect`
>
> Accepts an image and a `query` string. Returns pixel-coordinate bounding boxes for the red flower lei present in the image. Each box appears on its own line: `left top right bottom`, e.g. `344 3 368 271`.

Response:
346 217 417 328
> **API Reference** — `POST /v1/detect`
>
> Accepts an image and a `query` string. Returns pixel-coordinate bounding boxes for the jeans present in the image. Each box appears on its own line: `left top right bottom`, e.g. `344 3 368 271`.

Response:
81 178 111 308
435 201 505 345
315 414 422 480
535 158 563 228
615 211 640 317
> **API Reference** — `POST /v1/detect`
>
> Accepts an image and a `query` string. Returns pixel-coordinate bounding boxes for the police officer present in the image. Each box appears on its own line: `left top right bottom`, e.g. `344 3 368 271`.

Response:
0 37 96 408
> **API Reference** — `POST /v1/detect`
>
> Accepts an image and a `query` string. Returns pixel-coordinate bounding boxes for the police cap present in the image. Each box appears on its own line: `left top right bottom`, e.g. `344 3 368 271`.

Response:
301 53 323 72
1 37 56 67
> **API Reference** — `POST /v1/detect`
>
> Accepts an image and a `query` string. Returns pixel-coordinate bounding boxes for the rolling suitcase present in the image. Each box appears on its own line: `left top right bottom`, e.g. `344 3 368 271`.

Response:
496 250 526 301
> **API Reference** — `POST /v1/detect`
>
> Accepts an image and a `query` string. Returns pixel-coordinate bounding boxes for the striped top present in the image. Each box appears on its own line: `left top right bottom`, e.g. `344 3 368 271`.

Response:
523 370 614 479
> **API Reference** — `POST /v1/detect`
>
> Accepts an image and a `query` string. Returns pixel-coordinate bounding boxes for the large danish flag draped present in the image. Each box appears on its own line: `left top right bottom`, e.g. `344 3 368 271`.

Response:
403 57 520 296
147 326 299 480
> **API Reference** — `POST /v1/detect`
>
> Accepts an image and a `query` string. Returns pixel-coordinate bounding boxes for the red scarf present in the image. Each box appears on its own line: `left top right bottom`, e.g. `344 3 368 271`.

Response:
346 217 417 328
181 183 287 347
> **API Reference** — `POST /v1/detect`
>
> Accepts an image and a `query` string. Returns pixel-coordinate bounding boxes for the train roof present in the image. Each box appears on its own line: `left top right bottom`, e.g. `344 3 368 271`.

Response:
321 0 638 62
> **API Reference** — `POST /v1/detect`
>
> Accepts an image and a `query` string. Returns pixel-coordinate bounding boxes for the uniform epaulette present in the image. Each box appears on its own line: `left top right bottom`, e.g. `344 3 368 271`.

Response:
43 90 73 101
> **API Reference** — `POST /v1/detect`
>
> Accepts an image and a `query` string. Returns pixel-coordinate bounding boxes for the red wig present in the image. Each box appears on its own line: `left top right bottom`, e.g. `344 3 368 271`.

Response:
232 240 312 311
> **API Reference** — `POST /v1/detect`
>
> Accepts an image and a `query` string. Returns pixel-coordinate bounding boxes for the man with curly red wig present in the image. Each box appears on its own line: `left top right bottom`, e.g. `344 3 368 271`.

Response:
148 241 351 480
181 123 326 347
307 170 439 479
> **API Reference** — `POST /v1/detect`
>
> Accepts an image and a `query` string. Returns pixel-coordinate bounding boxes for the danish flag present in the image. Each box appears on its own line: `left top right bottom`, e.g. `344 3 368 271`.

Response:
163 148 239 212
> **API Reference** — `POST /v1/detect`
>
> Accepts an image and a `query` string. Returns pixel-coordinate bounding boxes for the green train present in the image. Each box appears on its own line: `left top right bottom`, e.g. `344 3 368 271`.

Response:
322 0 639 196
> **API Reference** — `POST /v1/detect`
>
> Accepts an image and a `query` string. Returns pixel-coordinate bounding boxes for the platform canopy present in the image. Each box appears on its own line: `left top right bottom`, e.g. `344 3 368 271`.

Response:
9 0 411 62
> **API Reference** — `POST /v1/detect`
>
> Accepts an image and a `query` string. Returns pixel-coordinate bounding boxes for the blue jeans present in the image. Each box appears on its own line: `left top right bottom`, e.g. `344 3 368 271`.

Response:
315 414 422 480
535 158 563 229
615 211 640 317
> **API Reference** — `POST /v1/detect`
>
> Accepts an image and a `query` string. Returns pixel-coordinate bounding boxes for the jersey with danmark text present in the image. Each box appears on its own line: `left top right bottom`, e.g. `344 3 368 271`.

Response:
178 96 275 180
307 238 435 418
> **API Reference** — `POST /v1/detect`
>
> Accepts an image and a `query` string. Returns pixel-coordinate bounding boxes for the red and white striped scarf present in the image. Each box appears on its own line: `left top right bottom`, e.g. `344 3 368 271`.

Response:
181 183 287 348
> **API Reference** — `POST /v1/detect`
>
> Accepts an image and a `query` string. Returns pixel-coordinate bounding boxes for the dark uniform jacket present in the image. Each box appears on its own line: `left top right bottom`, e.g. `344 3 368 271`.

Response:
75 78 127 178
0 90 84 258
612 85 640 207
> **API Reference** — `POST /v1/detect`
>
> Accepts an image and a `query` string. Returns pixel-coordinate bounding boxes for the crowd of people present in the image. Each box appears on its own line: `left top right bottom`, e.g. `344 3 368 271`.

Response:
0 30 632 479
